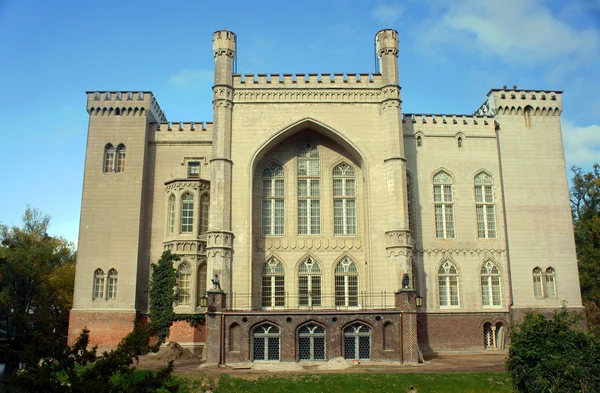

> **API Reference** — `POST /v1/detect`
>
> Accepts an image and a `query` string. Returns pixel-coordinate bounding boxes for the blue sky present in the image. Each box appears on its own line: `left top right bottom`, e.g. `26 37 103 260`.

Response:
0 0 598 244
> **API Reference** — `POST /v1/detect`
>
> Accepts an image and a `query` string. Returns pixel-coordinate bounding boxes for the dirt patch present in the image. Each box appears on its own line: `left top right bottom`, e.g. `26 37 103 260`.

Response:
152 342 200 362
252 362 305 372
317 357 352 371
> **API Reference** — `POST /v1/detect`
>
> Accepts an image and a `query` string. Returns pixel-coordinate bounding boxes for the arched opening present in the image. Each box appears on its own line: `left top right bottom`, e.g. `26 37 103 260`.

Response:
344 322 371 360
252 323 280 361
298 322 326 361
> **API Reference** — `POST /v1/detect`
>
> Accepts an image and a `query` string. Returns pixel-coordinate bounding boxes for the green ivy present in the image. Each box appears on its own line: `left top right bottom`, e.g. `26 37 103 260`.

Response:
148 250 179 345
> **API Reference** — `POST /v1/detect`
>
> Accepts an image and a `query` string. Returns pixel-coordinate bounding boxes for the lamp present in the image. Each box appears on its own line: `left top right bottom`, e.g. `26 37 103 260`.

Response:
415 295 423 308
199 295 208 308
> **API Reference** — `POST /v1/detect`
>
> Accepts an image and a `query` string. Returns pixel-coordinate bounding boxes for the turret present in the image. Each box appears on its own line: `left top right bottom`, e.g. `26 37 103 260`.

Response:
213 30 236 86
375 29 399 86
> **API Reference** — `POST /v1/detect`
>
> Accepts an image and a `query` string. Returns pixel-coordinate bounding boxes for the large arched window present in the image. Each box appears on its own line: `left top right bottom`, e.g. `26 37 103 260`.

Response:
261 258 285 308
481 261 501 306
93 268 105 299
107 269 118 300
180 193 194 233
298 257 321 307
103 144 114 173
115 144 126 173
262 162 285 235
200 193 210 234
177 263 192 305
433 171 455 238
333 163 356 235
474 172 496 238
438 260 459 307
297 142 320 235
167 194 175 235
344 323 371 360
252 323 280 361
298 323 326 361
335 257 358 308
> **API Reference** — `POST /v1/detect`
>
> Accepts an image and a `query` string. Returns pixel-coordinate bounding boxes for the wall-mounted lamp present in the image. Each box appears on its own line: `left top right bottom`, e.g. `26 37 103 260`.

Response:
199 292 216 308
407 292 424 308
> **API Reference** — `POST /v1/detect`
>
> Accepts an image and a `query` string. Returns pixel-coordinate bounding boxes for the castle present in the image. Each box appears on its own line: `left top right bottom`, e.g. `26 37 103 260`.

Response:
68 29 583 364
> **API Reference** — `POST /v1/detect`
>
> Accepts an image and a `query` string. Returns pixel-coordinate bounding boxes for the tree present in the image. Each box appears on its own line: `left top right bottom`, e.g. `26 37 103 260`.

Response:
148 250 179 345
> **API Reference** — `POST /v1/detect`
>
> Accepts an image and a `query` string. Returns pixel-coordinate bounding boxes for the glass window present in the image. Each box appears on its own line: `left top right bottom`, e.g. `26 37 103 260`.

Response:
438 260 459 307
188 162 200 178
481 261 501 306
262 162 285 235
177 263 192 305
333 163 356 235
167 194 175 234
344 323 371 360
474 172 496 238
103 144 114 173
107 269 118 299
335 257 358 308
533 267 544 298
298 323 326 361
93 269 105 299
261 258 285 308
298 257 322 307
433 171 455 238
115 144 126 173
545 267 557 298
181 193 194 233
297 142 320 235
252 323 280 361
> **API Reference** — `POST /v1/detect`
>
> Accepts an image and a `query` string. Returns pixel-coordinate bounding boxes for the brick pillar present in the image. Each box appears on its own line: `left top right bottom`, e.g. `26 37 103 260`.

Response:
204 290 226 365
396 289 418 364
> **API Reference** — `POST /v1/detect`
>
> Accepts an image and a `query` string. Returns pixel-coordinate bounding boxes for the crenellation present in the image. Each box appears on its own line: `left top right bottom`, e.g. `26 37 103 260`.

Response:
86 91 167 122
232 72 383 89
402 113 494 128
154 121 212 133
476 88 563 117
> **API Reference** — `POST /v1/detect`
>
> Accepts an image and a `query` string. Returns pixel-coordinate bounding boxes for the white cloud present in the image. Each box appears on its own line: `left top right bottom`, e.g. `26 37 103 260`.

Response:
169 69 213 88
562 120 600 168
371 4 405 25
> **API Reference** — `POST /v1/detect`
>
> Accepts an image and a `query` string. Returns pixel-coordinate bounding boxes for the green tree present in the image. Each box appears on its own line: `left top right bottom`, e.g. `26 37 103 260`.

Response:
148 250 179 345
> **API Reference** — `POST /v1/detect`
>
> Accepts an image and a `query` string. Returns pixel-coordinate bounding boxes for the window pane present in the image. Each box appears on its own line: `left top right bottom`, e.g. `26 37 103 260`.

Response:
334 200 344 235
310 200 320 235
274 179 284 197
298 180 308 196
310 179 320 196
435 204 444 238
481 276 490 306
298 199 308 235
434 184 442 202
333 178 343 197
274 199 284 235
486 206 496 238
346 199 356 235
533 275 543 297
443 185 453 202
476 205 486 238
262 199 271 234
263 179 272 197
345 179 356 196
445 205 455 238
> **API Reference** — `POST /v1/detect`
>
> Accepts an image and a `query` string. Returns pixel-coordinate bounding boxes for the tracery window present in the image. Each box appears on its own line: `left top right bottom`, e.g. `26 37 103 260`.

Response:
252 323 280 361
200 193 210 234
93 268 105 299
167 194 175 235
107 269 118 300
177 263 192 305
181 193 194 233
335 257 358 308
544 267 557 298
103 144 114 173
298 323 326 361
262 162 285 235
481 261 501 307
297 142 320 235
298 257 322 307
433 171 455 238
115 144 126 173
344 323 371 360
533 267 557 298
474 172 496 238
261 258 285 308
533 267 544 298
333 163 356 235
438 260 459 308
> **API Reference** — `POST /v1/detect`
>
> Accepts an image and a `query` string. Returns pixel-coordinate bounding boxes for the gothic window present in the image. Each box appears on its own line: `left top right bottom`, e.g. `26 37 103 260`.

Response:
177 263 191 305
197 261 207 306
103 144 114 173
457 137 463 148
167 194 175 235
107 269 118 300
407 171 414 232
438 260 459 308
344 323 371 360
481 261 501 307
261 258 285 308
416 135 422 147
545 267 557 298
262 162 285 235
474 172 496 238
297 142 320 235
524 106 533 128
298 257 322 307
533 267 544 298
180 193 194 233
252 323 280 361
335 257 359 308
188 161 200 178
200 194 210 234
433 171 455 238
298 323 326 361
333 163 357 235
533 267 557 299
115 144 126 173
93 269 105 299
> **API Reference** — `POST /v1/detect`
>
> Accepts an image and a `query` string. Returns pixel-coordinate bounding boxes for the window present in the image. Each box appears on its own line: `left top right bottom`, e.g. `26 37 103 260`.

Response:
262 162 284 235
406 171 414 232
416 135 422 147
457 137 463 148
200 194 210 234
103 144 114 173
344 323 371 360
167 194 175 234
188 162 200 178
333 163 356 235
433 171 455 238
484 322 504 350
335 257 358 308
93 269 105 299
533 267 557 299
298 323 326 361
298 257 322 307
524 106 532 127
197 262 207 306
438 260 459 307
115 144 126 173
181 193 194 233
177 263 192 305
545 268 556 298
261 258 285 308
297 142 320 235
481 261 501 306
533 267 544 298
107 269 118 299
252 323 280 361
474 172 496 238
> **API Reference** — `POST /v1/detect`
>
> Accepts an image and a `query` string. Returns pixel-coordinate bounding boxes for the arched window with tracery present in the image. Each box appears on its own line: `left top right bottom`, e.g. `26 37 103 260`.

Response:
481 261 501 306
298 257 321 307
200 193 210 234
335 257 358 308
252 323 280 361
107 269 118 299
262 162 284 235
433 171 455 238
533 267 544 298
297 142 320 235
344 323 371 360
298 323 326 361
261 258 285 308
177 263 192 305
438 260 459 308
103 144 114 173
545 267 556 298
181 193 194 233
474 172 496 238
167 194 175 235
333 163 356 235
93 268 105 299
115 144 126 173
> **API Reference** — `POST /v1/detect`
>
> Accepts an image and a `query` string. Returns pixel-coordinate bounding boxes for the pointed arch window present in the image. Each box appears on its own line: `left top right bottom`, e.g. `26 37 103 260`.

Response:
298 323 326 361
433 171 455 238
533 267 544 298
197 261 207 306
407 171 414 232
103 144 114 173
524 106 532 128
107 269 118 299
200 193 210 234
298 257 321 307
177 263 192 305
181 193 194 233
297 142 320 235
438 260 459 307
416 135 422 147
262 162 284 235
333 163 356 235
481 261 501 306
93 268 105 299
261 258 285 308
252 323 280 361
335 257 359 308
115 144 126 173
474 172 496 238
545 267 557 298
344 323 371 360
167 194 175 235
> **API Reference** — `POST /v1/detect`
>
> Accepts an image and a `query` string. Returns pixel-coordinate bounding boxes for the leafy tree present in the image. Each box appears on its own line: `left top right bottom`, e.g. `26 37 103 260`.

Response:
506 307 600 393
148 250 179 345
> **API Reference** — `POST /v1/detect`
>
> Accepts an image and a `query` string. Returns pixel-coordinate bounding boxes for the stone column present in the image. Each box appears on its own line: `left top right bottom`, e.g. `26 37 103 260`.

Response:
203 289 227 365
396 289 418 364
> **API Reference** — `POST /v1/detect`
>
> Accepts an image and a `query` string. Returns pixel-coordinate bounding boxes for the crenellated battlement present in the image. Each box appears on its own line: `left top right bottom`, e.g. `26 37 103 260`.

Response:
150 121 213 144
154 121 213 132
476 87 563 117
233 73 383 89
402 113 494 126
86 91 167 122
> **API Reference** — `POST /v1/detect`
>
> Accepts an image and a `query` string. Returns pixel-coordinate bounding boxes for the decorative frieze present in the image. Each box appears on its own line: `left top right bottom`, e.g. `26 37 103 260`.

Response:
163 240 207 255
255 236 362 252
233 89 382 103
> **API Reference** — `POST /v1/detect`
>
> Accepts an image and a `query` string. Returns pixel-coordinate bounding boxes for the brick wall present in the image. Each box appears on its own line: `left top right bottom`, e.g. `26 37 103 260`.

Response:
68 311 137 349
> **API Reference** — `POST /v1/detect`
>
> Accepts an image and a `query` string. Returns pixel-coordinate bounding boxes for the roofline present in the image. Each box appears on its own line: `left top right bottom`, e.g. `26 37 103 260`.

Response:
486 88 563 96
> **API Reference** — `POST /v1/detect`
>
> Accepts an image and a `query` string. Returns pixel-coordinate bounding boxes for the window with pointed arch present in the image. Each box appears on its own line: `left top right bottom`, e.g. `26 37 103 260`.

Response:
261 258 285 308
416 135 422 147
200 193 210 234
406 171 414 232
107 269 118 300
481 261 501 307
297 142 320 235
181 193 194 233
196 261 207 306
524 106 533 128
532 267 557 298
335 257 359 308
167 194 175 235
344 323 371 360
93 269 105 299
252 323 280 361
177 263 192 305
115 144 126 173
474 172 496 238
103 144 114 173
545 267 557 298
298 323 326 361
433 171 455 238
333 163 356 235
262 162 285 235
533 267 544 298
298 257 322 307
438 260 459 308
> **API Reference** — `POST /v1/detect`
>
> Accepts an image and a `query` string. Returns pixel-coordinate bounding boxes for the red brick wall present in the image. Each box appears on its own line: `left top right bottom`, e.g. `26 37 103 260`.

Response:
68 311 138 349
168 320 206 343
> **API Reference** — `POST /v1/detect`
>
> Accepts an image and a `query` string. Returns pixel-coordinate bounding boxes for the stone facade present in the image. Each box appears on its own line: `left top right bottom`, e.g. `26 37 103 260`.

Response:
69 29 583 363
